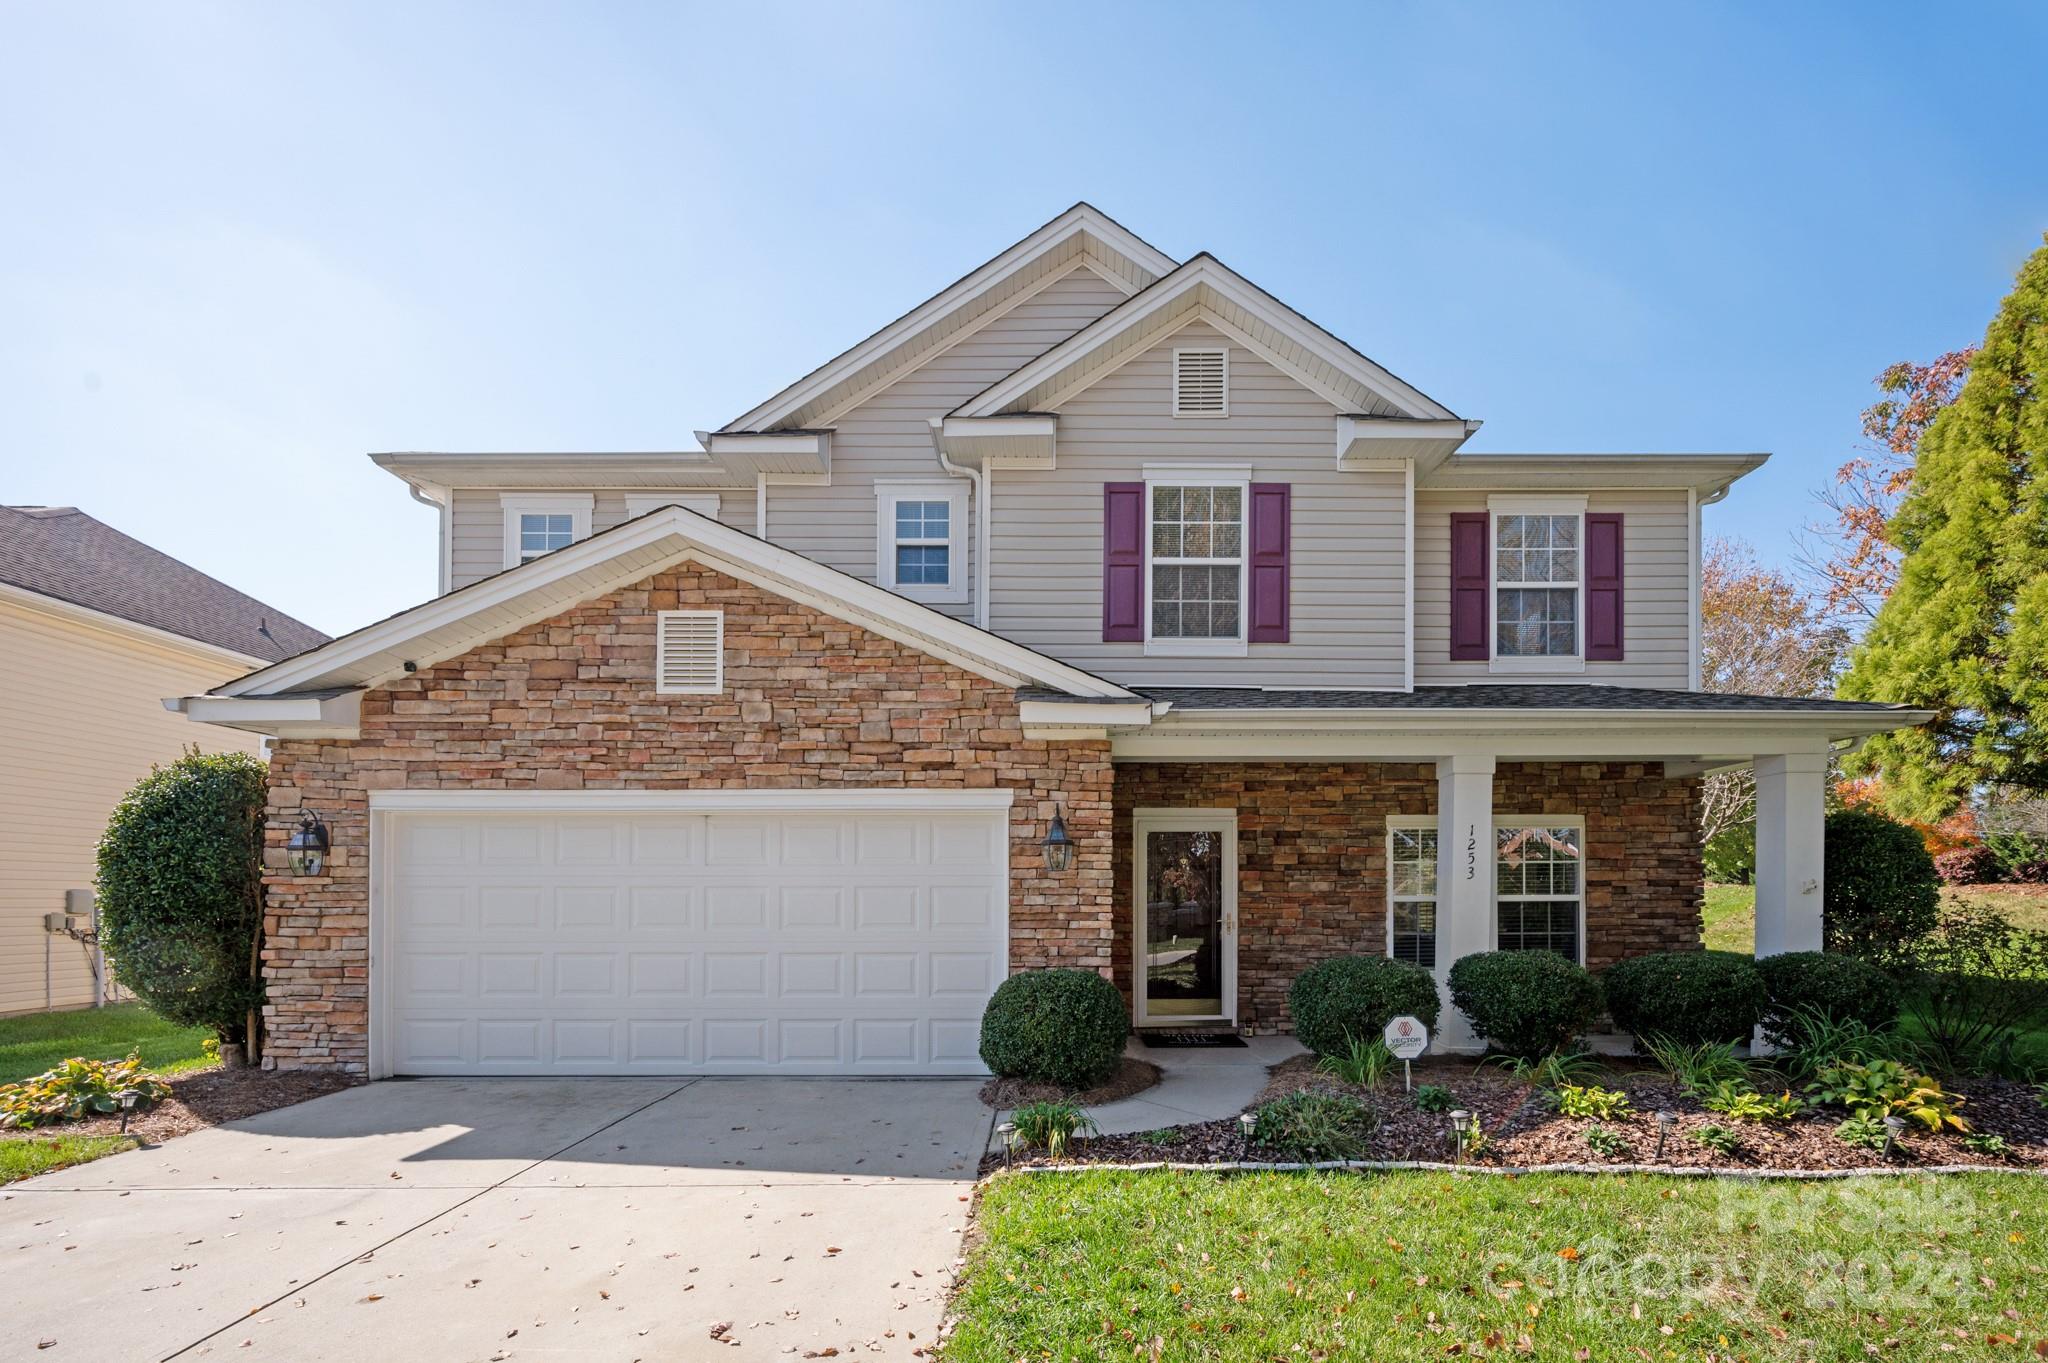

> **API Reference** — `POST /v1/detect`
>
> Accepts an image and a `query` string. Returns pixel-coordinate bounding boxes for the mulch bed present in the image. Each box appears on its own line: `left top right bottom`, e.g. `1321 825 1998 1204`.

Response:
984 1053 2048 1174
2 1063 361 1154
979 1056 1161 1110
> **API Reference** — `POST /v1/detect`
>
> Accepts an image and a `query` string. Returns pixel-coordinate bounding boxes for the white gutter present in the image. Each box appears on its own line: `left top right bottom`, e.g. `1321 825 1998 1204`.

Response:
405 479 452 596
928 418 990 628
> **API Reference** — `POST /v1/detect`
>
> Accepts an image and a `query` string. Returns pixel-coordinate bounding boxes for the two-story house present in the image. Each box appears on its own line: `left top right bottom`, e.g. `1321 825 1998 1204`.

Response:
172 205 1927 1074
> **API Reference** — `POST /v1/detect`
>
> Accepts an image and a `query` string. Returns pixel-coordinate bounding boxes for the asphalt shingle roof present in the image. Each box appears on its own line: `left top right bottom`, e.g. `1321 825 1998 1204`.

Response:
1019 684 1915 713
0 506 328 661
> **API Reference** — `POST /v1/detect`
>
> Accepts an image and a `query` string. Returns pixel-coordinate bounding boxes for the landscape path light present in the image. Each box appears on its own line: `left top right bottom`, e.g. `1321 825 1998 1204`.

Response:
1882 1115 1906 1159
995 1121 1017 1168
1448 1109 1472 1165
1238 1110 1256 1156
1654 1110 1673 1163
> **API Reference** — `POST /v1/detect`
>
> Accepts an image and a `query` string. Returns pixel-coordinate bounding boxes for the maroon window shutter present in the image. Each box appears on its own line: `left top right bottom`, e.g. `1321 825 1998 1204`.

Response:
1449 511 1489 661
1248 482 1290 643
1585 512 1624 661
1102 482 1145 641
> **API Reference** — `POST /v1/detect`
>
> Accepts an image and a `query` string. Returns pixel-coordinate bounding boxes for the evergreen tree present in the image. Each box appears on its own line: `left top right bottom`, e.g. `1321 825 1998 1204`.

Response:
1841 235 2048 819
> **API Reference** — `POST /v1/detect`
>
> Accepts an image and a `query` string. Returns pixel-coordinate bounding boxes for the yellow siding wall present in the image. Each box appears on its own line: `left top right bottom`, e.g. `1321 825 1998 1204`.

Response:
0 596 264 1016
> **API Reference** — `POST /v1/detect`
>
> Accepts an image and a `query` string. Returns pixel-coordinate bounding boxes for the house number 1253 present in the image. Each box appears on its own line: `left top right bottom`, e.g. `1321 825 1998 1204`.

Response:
1464 824 1477 881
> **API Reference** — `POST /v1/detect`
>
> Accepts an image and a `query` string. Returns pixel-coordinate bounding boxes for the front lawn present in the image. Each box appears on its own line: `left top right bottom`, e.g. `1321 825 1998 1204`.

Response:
1702 882 2048 954
0 1134 138 1182
948 1169 2048 1361
0 1003 213 1085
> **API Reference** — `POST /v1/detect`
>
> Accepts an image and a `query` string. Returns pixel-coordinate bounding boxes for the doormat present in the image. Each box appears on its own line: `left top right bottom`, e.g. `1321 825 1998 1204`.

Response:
1139 1031 1248 1049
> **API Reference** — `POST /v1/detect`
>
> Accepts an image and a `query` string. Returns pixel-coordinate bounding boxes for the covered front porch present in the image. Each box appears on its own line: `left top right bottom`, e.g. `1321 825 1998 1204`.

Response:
1067 686 1933 1051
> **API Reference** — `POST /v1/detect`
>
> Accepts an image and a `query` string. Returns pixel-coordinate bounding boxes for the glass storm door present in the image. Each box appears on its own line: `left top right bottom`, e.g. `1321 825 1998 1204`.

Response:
1133 811 1237 1026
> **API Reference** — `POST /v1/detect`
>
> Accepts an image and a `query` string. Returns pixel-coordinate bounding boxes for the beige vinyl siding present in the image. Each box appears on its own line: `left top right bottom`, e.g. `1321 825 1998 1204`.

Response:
447 489 760 592
0 596 264 1016
1413 489 1694 688
990 320 1406 688
765 264 1133 619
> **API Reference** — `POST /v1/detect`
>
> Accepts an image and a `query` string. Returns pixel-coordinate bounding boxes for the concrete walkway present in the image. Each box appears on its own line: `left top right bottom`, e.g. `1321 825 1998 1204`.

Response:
993 1035 1305 1143
1 1076 991 1362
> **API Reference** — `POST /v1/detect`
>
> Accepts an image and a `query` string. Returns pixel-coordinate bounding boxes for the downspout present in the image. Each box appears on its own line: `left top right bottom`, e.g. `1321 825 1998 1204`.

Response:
927 418 989 629
406 480 451 596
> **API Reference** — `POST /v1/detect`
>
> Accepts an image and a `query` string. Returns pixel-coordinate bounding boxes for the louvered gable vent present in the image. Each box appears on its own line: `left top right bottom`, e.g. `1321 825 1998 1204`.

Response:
1172 347 1227 417
656 609 723 694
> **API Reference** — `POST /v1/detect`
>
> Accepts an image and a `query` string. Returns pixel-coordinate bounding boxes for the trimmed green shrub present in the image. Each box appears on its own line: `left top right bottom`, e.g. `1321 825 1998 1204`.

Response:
1603 950 1765 1048
1446 951 1604 1059
1287 955 1440 1059
1823 810 1940 961
1754 950 1898 1045
96 749 268 1046
978 969 1127 1088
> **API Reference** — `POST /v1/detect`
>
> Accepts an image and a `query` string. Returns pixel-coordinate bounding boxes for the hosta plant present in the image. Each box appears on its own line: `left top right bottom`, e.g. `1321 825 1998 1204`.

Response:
0 1053 171 1130
1809 1059 1969 1133
1583 1124 1631 1160
1689 1123 1744 1158
1834 1114 1890 1152
1962 1131 2012 1159
1699 1081 1803 1123
1554 1083 1633 1121
1411 1084 1454 1114
1006 1100 1097 1158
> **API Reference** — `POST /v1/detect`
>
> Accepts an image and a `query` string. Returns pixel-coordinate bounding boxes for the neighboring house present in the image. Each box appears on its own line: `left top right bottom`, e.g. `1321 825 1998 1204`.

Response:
172 205 1928 1074
0 506 327 1016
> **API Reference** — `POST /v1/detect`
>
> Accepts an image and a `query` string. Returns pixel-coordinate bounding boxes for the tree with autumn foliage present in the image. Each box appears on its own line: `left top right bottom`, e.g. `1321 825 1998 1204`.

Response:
1840 235 2048 820
1697 539 1849 874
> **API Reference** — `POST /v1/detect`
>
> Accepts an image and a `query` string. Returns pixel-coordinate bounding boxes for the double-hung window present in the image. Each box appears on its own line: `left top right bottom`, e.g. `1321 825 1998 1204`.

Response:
1491 498 1584 664
500 494 593 570
1386 821 1438 968
1146 473 1246 654
1382 816 1585 968
1494 822 1585 962
875 481 968 604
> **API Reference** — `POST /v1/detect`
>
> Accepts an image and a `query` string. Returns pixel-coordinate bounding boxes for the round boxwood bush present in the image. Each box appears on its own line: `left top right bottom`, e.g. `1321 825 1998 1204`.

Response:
1754 950 1898 1045
96 749 268 1047
1602 950 1765 1048
1823 809 1939 961
1447 951 1604 1059
978 968 1128 1089
1288 955 1441 1058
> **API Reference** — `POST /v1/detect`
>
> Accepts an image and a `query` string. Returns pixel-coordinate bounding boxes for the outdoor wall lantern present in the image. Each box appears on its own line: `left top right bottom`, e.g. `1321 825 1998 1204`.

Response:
1041 807 1075 873
287 811 330 877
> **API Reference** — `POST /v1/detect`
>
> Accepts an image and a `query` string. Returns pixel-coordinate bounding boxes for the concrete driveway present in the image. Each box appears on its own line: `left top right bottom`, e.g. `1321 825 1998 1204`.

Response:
1 1077 992 1361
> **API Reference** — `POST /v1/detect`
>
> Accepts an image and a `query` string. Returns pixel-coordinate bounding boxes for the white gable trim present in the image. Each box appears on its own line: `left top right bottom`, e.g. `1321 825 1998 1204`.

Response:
953 255 1457 423
199 506 1136 705
723 204 1176 434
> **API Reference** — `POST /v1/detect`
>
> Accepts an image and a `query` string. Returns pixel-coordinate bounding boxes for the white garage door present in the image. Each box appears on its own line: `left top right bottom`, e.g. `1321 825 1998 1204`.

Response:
376 799 1009 1076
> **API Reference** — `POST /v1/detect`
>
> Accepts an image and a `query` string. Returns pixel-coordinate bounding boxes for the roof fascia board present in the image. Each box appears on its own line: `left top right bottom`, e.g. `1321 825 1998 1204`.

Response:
215 508 1134 702
954 257 1455 421
0 578 269 671
168 689 363 738
723 205 1176 434
1419 453 1769 495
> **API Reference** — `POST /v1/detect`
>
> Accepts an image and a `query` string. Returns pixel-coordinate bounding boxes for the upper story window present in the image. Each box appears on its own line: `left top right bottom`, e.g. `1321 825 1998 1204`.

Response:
500 494 593 570
874 481 968 604
1147 475 1246 654
1491 498 1584 664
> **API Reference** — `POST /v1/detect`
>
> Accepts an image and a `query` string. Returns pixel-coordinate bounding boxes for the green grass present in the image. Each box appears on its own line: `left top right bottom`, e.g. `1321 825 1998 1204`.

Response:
950 1169 2048 1361
0 1133 138 1182
1701 882 2048 954
0 1003 213 1086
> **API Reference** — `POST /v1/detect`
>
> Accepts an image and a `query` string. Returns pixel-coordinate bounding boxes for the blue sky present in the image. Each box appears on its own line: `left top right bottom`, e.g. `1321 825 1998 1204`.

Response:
5 2 2044 636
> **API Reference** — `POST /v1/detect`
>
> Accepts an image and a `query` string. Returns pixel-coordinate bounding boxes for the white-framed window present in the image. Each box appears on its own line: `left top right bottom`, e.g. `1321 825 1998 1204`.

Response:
500 493 594 570
1145 467 1248 656
1490 495 1585 668
1172 347 1228 418
655 609 723 694
1382 814 1586 966
1386 820 1438 968
625 493 722 520
874 481 969 604
1494 820 1586 963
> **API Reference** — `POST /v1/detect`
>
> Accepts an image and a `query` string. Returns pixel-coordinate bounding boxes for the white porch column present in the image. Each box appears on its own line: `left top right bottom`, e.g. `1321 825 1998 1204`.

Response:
1752 749 1828 958
1434 754 1496 1051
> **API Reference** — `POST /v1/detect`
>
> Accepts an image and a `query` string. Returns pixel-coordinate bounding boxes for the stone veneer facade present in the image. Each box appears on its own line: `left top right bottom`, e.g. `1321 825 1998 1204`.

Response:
1112 761 1703 1034
258 565 1114 1072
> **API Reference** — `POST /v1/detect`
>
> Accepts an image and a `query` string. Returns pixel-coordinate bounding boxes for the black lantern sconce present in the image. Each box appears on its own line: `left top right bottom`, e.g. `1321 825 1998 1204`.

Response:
1042 807 1074 873
287 811 330 877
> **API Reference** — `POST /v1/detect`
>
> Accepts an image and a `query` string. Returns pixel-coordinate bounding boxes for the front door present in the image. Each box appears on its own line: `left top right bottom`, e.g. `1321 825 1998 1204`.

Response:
1132 810 1237 1027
